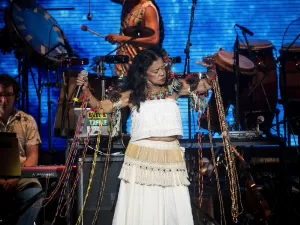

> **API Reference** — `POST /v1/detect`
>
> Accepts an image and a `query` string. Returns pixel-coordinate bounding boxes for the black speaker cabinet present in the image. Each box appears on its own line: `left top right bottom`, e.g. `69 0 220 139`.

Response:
77 155 124 225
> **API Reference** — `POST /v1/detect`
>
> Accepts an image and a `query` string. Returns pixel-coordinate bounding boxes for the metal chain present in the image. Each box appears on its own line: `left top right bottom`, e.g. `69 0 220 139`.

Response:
212 68 243 223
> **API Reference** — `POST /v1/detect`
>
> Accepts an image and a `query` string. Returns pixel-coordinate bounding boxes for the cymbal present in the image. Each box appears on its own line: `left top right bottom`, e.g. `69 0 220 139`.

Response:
123 26 155 38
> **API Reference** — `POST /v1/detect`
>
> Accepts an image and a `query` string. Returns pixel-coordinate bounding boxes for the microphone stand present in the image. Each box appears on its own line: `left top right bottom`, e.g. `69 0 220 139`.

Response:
93 36 136 100
94 36 136 78
234 34 241 131
242 30 252 61
183 1 196 76
183 0 196 140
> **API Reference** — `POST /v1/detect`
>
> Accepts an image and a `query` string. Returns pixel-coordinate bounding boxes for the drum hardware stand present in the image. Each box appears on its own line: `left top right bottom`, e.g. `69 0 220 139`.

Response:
43 69 61 152
15 54 40 115
94 36 137 94
233 34 241 131
42 45 65 152
93 59 107 99
15 56 30 112
280 34 300 147
183 0 197 140
247 67 274 113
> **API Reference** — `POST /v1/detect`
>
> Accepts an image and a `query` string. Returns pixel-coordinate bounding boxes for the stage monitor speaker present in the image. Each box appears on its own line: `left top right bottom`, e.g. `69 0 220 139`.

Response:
77 155 124 225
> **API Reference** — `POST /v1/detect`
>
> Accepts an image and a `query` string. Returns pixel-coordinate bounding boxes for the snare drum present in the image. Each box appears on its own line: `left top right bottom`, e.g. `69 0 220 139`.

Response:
238 40 278 132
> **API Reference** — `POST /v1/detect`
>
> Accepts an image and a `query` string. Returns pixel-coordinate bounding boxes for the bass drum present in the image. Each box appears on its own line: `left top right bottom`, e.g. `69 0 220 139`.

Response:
239 40 278 133
4 0 68 68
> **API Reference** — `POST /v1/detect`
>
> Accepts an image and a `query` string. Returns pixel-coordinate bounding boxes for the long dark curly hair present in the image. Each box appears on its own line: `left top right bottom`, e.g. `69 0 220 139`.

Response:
126 46 170 110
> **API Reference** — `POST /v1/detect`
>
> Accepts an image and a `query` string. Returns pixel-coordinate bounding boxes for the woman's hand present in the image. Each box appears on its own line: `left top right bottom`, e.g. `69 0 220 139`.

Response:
105 34 126 45
196 79 212 94
76 73 89 92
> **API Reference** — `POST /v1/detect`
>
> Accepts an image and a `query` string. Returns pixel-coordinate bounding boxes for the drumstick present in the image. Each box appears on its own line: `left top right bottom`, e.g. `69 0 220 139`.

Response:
81 25 105 38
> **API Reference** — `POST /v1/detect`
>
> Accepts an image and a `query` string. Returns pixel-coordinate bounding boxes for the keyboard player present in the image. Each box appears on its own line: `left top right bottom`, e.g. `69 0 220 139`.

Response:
0 75 43 225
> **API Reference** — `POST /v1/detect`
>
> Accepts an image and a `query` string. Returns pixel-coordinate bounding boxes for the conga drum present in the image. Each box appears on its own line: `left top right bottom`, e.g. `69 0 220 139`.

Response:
200 50 256 131
279 43 300 101
239 40 278 133
279 43 300 134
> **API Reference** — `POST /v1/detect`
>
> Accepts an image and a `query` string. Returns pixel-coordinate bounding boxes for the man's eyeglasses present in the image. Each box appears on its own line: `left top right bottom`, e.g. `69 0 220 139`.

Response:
0 92 15 99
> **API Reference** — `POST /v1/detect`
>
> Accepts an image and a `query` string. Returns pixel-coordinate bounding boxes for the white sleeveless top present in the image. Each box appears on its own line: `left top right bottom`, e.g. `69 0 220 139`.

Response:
130 99 183 142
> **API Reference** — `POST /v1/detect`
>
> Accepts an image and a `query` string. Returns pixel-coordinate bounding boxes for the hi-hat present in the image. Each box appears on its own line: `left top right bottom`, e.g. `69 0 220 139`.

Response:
123 26 155 38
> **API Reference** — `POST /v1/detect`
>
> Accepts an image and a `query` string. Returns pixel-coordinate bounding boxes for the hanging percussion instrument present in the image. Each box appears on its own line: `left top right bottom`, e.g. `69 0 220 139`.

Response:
239 40 278 133
4 0 70 68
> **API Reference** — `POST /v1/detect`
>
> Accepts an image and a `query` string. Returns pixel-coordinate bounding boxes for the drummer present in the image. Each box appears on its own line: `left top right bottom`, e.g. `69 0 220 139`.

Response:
106 0 165 133
106 0 165 77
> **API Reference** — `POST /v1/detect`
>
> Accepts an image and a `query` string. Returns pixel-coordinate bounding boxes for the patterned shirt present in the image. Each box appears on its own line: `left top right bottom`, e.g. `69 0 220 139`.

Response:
0 109 41 164
115 0 159 76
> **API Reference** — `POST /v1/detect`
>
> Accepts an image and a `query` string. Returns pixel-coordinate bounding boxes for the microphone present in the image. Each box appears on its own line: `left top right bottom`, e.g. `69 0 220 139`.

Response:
256 115 265 132
73 70 88 106
87 12 92 21
235 24 254 36
81 25 105 38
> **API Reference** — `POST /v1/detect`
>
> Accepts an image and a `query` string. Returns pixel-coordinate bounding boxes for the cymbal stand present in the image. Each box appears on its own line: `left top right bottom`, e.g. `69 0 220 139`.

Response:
183 0 196 140
247 65 274 113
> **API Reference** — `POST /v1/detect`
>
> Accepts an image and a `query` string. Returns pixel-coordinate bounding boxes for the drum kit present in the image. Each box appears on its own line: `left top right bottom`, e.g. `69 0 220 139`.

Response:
197 39 300 136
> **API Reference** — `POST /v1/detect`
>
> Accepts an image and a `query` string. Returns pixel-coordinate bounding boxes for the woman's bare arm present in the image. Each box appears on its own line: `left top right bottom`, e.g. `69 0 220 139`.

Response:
177 78 212 96
76 72 131 113
83 89 132 113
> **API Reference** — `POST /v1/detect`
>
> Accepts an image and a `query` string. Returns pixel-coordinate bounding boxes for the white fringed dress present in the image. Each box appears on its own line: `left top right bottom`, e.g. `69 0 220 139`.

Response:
112 99 194 225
